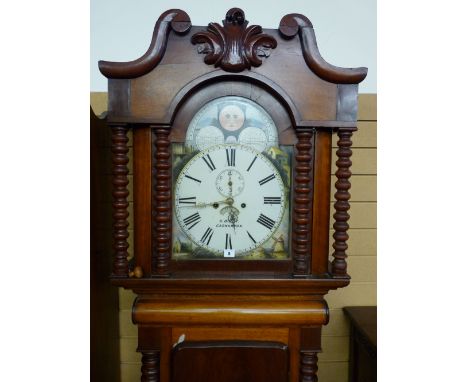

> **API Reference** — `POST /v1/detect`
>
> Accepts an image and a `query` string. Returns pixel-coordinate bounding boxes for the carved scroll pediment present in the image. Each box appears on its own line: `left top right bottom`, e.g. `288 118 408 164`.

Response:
191 8 277 73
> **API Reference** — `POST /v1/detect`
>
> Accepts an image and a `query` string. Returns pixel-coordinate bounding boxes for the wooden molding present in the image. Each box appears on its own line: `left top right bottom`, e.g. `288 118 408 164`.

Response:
111 277 349 295
98 9 191 79
89 92 378 123
279 14 367 84
133 299 328 326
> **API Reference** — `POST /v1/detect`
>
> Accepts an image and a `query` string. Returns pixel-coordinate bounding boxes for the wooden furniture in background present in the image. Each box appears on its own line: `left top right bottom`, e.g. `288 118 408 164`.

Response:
97 7 367 381
90 108 120 381
344 306 377 382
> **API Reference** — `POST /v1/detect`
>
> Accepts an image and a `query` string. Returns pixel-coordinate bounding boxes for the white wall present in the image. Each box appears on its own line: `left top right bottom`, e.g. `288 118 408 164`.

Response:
91 0 376 93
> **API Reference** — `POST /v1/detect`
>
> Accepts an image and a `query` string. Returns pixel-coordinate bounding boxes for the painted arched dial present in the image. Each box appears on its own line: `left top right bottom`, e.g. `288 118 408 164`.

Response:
174 144 286 256
185 96 278 153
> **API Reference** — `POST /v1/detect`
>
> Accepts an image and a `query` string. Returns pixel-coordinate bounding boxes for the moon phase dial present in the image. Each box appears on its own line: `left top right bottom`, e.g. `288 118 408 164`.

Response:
185 96 279 152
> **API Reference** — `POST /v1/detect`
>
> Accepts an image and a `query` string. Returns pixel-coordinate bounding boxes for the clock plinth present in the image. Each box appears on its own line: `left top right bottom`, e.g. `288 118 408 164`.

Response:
98 7 366 381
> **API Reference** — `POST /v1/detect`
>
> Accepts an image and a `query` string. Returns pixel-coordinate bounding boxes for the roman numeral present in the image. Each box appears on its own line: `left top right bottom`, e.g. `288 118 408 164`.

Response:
183 212 201 230
247 231 256 244
264 197 281 205
226 148 236 167
200 227 214 246
225 233 232 249
259 174 275 186
185 174 201 184
257 213 275 230
246 156 257 171
178 196 196 205
202 154 216 171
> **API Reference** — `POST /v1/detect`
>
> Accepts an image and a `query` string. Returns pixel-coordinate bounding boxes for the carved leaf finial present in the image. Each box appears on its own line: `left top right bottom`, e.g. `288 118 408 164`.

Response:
191 8 277 72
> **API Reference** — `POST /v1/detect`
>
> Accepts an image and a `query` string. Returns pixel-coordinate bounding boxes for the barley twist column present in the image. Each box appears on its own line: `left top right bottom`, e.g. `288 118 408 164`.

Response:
111 124 130 277
300 351 318 382
331 127 355 277
152 127 171 276
293 130 313 275
141 351 159 382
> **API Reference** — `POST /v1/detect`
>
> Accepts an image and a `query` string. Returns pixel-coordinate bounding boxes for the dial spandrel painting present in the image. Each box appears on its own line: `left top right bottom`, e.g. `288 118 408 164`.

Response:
172 96 292 260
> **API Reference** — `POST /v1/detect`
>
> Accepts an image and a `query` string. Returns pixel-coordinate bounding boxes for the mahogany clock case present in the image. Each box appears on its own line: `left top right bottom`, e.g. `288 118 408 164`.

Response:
99 7 367 283
96 7 367 382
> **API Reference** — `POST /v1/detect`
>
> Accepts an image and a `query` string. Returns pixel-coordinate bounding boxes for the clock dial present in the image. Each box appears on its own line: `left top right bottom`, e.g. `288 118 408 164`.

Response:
174 144 285 255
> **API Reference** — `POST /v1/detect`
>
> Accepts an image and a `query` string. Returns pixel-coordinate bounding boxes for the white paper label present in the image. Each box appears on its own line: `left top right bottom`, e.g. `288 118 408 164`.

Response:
173 334 185 348
224 249 236 258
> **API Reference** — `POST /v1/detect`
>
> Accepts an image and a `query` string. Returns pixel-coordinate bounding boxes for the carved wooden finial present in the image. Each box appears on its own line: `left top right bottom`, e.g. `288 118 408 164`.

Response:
129 266 143 279
191 8 277 72
224 7 246 25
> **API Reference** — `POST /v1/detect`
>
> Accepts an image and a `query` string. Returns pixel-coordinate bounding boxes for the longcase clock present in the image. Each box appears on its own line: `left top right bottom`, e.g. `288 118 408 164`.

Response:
98 7 367 382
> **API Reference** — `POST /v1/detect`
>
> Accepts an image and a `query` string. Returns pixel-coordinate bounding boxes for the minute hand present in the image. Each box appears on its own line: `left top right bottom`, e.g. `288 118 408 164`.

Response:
180 198 234 208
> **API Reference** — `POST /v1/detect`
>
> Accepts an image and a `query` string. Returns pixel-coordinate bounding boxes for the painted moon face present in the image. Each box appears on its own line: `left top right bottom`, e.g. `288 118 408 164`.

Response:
219 105 245 131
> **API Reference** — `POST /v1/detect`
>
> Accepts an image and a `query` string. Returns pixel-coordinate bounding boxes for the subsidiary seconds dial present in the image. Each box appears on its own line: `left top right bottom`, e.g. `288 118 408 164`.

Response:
174 144 286 255
215 169 245 197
